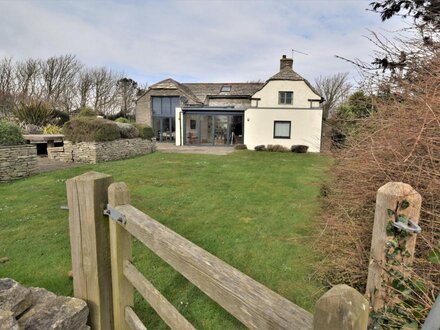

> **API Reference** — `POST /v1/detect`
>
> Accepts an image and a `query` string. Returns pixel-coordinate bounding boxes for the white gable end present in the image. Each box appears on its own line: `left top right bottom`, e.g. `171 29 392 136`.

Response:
252 80 321 108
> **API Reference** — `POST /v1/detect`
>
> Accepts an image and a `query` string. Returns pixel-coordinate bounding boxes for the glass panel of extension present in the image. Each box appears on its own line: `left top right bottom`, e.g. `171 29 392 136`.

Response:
182 109 244 146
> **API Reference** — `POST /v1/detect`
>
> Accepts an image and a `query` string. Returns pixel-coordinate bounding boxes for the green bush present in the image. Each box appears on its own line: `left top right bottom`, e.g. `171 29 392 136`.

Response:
51 110 70 125
63 117 121 143
115 122 139 139
43 124 63 135
234 144 247 150
0 120 25 146
78 107 98 117
13 101 54 126
267 144 289 152
115 117 129 123
291 145 309 153
134 124 154 140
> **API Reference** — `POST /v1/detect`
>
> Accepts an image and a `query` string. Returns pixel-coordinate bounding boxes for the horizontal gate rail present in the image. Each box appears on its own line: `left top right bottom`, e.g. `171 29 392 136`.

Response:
114 202 313 329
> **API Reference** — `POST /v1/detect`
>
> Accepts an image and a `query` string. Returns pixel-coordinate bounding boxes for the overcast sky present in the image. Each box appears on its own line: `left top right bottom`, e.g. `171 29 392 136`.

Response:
0 0 406 86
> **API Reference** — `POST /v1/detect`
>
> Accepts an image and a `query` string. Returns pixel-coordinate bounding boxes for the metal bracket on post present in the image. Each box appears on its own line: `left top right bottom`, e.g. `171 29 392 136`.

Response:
104 204 127 225
392 219 422 234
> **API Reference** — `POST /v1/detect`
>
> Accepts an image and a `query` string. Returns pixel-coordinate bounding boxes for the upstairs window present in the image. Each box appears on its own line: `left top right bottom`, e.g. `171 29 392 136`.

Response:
152 96 180 117
220 86 232 92
279 91 293 105
273 121 291 139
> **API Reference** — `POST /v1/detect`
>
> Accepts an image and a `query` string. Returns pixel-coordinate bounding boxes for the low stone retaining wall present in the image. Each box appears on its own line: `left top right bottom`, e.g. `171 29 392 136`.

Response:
0 145 38 182
48 138 156 164
0 278 89 329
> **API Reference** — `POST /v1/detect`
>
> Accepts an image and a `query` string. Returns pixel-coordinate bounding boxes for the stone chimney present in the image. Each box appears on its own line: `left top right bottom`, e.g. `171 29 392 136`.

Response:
280 55 293 70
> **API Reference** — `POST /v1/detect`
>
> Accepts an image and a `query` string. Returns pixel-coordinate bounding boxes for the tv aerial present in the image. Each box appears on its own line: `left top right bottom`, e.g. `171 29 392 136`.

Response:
291 49 309 57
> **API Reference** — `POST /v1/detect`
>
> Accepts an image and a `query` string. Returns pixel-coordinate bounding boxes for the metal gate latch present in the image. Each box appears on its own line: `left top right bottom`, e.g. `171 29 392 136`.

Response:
392 219 422 234
104 204 127 225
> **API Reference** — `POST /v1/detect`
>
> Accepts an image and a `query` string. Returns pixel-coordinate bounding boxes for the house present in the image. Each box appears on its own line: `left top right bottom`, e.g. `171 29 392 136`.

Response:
136 55 323 151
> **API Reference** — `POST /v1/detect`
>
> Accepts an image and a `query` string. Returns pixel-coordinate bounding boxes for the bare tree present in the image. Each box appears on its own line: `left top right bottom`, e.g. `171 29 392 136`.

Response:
15 58 41 100
116 77 138 117
314 72 352 120
0 57 15 96
90 67 120 115
78 69 93 109
0 54 142 118
40 54 82 111
0 57 17 118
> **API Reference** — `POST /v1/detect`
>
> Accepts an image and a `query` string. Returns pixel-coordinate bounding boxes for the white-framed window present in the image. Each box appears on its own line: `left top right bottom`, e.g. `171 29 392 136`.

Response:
273 121 291 139
278 91 293 105
221 86 232 92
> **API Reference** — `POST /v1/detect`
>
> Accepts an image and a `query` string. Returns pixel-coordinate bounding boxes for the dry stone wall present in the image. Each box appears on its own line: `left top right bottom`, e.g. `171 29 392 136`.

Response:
0 145 37 182
0 278 89 330
48 138 156 164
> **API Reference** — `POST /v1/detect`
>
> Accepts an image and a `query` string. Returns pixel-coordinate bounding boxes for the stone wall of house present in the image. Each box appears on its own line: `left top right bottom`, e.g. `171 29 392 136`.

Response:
206 97 252 108
0 278 88 330
0 145 37 182
48 138 156 164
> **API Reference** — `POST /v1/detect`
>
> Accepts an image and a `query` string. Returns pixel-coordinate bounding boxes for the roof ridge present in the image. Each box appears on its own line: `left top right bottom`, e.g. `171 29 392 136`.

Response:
265 67 321 97
182 82 264 85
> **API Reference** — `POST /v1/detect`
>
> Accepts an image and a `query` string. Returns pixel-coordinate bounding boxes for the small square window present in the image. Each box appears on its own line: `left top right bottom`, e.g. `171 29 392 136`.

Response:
221 86 232 92
190 119 197 129
279 91 293 105
274 121 291 139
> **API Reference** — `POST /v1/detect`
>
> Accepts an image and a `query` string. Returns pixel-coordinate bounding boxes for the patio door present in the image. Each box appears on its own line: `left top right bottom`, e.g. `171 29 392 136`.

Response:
214 115 229 145
154 117 175 142
199 115 214 145
152 96 179 143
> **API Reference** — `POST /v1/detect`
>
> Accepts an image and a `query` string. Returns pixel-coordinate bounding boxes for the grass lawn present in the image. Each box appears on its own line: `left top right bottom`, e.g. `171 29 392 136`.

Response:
0 150 332 329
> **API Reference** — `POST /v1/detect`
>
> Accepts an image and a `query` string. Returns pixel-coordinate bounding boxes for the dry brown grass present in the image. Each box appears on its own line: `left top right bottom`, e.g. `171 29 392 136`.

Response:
318 54 440 326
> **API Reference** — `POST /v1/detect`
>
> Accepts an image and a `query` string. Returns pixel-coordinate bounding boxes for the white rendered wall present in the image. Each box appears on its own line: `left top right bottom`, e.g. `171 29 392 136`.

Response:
252 80 320 108
244 108 323 152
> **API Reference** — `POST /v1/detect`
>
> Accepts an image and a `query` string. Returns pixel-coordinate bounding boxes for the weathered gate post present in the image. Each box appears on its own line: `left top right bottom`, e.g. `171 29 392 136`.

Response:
366 182 422 312
108 182 134 330
314 284 369 330
66 171 114 330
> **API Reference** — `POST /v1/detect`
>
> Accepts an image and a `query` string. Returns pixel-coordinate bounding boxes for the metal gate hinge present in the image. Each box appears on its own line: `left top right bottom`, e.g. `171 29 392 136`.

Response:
104 204 127 225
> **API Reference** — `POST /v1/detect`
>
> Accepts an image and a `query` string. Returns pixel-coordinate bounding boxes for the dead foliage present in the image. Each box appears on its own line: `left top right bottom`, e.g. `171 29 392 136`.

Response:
317 54 440 325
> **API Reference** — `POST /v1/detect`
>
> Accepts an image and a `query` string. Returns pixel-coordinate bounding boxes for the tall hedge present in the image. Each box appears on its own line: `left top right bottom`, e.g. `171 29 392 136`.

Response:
0 121 25 146
63 117 120 143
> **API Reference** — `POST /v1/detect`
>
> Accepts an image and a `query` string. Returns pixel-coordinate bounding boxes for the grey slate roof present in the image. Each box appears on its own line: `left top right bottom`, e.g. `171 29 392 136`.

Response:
266 67 321 97
267 67 305 81
141 64 321 103
148 78 202 104
182 83 264 104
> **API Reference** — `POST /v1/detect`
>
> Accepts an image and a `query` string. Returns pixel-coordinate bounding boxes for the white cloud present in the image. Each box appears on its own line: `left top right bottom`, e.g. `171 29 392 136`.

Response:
0 0 407 86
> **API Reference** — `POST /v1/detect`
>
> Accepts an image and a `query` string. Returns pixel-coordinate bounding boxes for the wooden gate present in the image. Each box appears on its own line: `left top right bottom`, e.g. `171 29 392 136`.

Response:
68 171 409 330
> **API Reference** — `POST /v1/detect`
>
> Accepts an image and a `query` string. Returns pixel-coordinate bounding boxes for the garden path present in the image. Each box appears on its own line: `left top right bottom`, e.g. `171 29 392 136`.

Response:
37 156 79 173
156 143 234 155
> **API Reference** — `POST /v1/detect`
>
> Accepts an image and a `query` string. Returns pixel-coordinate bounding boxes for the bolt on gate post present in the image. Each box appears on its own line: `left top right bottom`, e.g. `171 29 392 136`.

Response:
366 182 422 312
66 172 115 330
